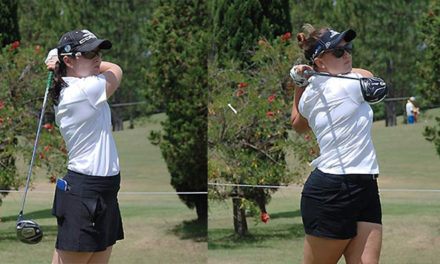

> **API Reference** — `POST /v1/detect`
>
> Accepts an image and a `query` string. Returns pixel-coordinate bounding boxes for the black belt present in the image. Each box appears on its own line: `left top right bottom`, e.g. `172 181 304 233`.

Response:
349 173 379 181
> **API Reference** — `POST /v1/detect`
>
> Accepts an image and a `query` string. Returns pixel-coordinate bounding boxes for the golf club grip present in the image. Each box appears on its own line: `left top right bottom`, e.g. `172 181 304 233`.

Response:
19 71 54 214
303 70 316 75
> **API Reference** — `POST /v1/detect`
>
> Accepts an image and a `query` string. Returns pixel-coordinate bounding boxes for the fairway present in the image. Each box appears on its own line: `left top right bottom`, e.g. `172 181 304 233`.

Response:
0 114 207 264
208 108 440 264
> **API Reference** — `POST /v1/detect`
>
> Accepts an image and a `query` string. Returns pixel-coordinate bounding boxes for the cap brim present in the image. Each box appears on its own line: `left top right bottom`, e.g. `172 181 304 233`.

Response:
76 39 112 52
329 29 356 49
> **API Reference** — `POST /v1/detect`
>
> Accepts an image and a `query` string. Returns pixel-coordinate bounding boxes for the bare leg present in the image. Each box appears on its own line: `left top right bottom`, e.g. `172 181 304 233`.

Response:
88 246 113 264
51 249 92 264
303 234 351 264
343 222 382 264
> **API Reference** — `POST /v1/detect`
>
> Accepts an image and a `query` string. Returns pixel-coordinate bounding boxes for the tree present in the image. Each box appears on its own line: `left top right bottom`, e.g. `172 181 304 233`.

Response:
418 1 440 157
0 0 20 47
211 0 305 236
209 34 317 236
0 42 67 205
213 0 291 66
143 0 208 223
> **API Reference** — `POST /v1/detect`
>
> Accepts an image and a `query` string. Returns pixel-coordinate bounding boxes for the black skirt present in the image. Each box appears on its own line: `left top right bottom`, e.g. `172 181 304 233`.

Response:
52 170 124 252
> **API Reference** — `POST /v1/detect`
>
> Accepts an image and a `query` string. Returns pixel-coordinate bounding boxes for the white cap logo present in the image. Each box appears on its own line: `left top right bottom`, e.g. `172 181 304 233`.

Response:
79 30 97 44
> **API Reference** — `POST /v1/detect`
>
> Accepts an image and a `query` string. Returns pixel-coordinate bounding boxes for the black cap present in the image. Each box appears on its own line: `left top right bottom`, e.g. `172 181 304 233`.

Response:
309 29 356 62
57 29 112 56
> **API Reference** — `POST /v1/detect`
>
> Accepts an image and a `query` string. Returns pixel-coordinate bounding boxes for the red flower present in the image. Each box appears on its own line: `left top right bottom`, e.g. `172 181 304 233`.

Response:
0 118 4 123
281 32 291 41
266 111 274 117
429 11 435 17
43 123 54 130
261 212 270 223
237 83 247 88
268 95 275 102
305 134 311 140
0 102 4 109
258 40 266 46
44 145 52 151
237 90 244 96
59 147 67 153
152 18 158 24
10 41 19 51
35 45 40 54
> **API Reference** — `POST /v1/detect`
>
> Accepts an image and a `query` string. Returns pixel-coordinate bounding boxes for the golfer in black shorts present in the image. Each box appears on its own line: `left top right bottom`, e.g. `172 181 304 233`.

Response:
46 29 123 264
290 24 383 264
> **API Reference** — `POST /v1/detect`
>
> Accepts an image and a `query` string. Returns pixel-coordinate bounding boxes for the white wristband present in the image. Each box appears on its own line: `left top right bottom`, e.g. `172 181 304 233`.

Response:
289 67 309 87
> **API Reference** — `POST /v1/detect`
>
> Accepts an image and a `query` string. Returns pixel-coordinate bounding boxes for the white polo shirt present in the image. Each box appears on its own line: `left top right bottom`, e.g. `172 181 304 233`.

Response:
298 72 379 175
55 74 120 176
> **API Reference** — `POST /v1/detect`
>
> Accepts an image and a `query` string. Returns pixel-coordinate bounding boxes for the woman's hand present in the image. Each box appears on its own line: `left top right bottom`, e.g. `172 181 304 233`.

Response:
290 64 314 87
45 48 58 71
46 56 58 71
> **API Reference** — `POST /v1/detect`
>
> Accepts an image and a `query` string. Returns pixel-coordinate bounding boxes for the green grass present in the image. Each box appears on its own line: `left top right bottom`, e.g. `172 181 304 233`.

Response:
0 114 207 264
208 108 440 264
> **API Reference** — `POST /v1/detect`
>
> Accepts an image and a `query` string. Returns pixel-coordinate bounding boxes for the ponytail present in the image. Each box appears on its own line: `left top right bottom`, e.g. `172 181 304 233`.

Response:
51 59 68 106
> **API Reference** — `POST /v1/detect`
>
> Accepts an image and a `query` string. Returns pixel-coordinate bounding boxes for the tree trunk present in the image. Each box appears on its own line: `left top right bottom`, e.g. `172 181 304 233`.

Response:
385 101 396 127
232 197 248 236
111 108 124 131
194 195 207 224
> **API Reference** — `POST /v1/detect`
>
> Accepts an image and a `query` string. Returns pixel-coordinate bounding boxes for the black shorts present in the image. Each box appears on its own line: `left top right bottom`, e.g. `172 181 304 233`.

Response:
52 170 124 252
301 168 382 240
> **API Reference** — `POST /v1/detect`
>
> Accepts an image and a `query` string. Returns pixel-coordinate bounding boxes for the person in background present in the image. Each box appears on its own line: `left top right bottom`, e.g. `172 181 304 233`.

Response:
406 96 419 124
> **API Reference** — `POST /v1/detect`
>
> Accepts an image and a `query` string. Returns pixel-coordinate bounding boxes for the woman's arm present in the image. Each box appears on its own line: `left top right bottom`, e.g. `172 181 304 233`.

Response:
100 61 123 99
352 68 373 78
291 86 311 134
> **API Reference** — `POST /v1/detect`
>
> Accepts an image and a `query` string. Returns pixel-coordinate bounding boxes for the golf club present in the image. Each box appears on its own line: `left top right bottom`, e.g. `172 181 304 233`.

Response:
16 71 53 244
304 70 361 80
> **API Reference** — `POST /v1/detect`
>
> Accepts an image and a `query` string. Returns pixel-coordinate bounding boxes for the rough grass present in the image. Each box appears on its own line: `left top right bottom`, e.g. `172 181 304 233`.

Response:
0 114 207 264
208 108 440 264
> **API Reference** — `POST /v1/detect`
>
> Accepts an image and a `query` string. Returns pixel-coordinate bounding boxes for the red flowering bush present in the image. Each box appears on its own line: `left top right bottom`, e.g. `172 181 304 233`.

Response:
0 41 67 201
209 34 318 226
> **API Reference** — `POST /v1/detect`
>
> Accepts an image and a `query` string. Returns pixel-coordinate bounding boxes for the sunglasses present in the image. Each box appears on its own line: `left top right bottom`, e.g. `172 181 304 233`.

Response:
323 43 353 58
76 50 102 59
60 50 101 59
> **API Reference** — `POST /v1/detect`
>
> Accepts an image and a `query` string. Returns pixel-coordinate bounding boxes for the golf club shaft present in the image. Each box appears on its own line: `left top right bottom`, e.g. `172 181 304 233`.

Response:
304 70 360 81
19 71 54 216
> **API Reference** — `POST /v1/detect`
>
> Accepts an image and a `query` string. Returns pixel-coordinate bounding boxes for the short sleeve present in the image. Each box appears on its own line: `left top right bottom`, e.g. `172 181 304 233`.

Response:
81 74 107 107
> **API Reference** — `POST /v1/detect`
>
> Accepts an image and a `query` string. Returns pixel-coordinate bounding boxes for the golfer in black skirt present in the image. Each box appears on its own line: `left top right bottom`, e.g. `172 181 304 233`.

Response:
290 24 383 264
46 29 123 264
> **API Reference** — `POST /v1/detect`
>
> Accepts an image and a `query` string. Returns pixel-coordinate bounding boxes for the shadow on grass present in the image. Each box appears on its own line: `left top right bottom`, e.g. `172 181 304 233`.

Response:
269 209 301 219
171 219 207 243
208 223 304 250
0 208 53 223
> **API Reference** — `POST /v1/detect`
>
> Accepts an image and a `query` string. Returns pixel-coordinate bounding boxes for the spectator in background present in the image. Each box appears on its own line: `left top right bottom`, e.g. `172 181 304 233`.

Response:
406 97 419 124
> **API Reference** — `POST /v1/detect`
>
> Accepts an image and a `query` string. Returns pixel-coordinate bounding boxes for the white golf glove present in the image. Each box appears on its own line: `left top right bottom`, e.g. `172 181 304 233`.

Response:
289 66 309 87
45 48 58 64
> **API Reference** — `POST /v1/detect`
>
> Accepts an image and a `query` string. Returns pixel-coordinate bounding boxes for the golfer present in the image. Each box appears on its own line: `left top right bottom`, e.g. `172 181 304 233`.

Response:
290 25 383 264
45 29 123 264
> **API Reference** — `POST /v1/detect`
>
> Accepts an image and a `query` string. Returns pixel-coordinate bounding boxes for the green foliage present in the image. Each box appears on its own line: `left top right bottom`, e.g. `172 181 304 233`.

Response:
417 1 440 157
0 42 67 204
214 0 291 66
423 117 440 157
208 34 317 220
143 0 207 222
0 0 20 47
